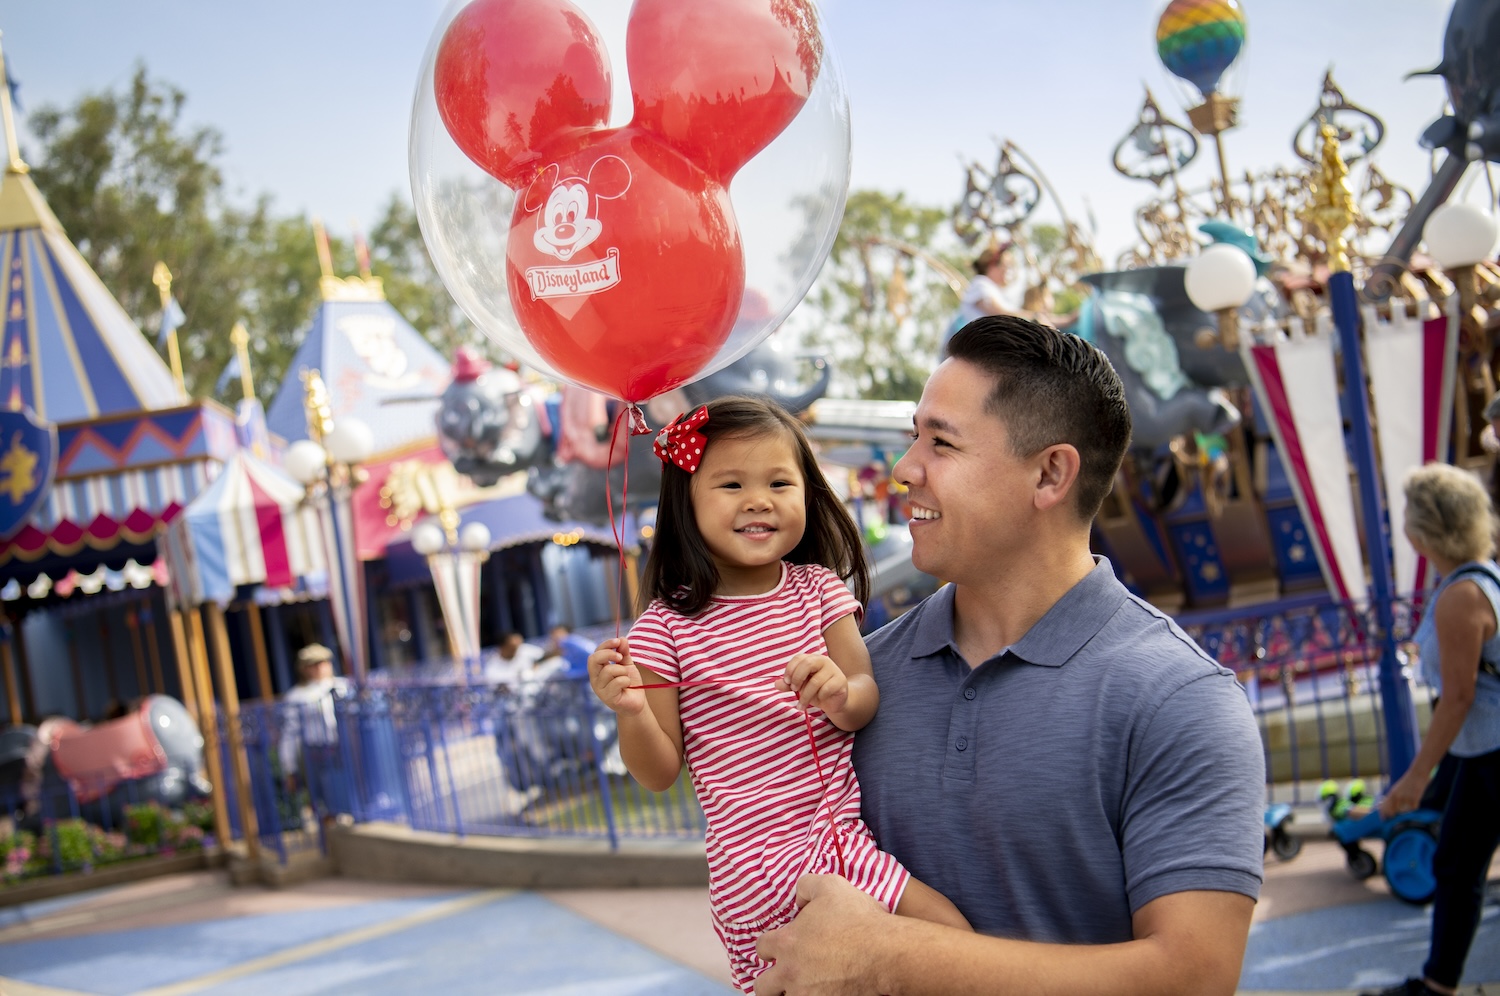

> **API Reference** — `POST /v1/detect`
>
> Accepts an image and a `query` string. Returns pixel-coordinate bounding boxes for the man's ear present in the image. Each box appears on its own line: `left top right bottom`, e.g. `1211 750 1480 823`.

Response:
1033 443 1081 513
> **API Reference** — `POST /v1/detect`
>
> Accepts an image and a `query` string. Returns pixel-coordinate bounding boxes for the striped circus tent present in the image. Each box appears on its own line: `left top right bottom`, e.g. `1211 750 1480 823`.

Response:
0 165 184 421
162 450 325 608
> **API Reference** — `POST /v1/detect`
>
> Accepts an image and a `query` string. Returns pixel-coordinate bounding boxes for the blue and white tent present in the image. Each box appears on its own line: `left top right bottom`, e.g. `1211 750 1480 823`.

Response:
265 280 450 457
0 166 183 420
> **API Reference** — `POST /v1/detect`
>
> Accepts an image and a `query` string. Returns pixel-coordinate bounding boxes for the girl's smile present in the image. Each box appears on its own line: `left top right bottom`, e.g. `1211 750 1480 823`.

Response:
691 430 807 594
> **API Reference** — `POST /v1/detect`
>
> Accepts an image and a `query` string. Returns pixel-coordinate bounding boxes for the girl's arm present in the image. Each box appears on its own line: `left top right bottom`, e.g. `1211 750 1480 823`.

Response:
780 613 880 732
589 637 685 791
1381 579 1491 816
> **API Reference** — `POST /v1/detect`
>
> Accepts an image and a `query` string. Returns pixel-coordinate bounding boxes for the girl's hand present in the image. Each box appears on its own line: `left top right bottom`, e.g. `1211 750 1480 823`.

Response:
777 653 848 714
589 637 647 717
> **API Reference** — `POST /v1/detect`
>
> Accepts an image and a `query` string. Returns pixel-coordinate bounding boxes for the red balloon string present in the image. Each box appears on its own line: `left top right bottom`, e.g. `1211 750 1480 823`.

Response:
626 673 848 879
604 403 652 639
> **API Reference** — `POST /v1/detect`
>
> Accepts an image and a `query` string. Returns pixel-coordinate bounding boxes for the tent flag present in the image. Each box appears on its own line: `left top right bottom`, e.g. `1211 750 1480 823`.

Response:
1242 325 1368 606
1363 304 1458 597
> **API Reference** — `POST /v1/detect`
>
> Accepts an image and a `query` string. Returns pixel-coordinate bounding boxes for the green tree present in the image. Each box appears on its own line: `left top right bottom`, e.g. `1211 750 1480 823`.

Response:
368 194 477 362
803 190 963 401
26 67 474 405
27 67 275 399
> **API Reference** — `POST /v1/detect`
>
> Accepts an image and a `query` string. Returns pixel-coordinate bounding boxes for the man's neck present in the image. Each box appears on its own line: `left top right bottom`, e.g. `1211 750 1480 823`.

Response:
950 539 1097 667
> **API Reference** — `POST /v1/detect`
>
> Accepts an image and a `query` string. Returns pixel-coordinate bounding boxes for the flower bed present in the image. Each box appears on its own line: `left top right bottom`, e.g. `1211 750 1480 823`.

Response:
2 803 213 887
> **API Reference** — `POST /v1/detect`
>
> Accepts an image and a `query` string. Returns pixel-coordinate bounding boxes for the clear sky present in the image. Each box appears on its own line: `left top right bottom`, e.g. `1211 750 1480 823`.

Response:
0 0 1483 265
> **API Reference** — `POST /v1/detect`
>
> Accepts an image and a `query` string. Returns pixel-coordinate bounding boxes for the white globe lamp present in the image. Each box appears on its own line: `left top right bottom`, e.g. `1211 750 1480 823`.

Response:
1424 203 1499 269
1185 244 1258 350
284 439 328 486
459 522 492 553
324 418 375 466
411 521 447 557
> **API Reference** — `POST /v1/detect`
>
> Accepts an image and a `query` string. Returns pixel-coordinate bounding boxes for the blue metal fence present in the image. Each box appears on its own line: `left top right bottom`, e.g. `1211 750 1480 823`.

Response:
236 675 704 851
1 591 1435 888
1178 593 1429 805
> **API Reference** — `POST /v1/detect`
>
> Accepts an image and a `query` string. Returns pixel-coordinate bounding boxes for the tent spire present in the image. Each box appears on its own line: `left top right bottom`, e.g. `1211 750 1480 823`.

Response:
0 32 27 175
229 321 255 401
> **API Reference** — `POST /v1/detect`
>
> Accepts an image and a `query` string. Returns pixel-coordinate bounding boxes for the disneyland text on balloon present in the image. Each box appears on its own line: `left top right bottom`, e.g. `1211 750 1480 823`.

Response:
526 248 621 300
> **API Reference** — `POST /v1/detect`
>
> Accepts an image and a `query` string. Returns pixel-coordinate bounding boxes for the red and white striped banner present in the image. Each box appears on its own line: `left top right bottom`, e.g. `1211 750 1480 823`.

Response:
1243 321 1367 605
1363 304 1457 597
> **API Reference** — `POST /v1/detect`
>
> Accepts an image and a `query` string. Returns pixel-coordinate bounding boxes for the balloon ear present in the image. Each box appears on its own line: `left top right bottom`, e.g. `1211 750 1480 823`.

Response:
522 164 562 213
434 0 613 188
586 155 633 200
627 0 821 184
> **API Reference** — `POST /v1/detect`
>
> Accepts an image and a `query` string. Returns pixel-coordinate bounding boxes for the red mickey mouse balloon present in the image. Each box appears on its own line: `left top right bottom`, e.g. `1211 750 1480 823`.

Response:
428 0 823 403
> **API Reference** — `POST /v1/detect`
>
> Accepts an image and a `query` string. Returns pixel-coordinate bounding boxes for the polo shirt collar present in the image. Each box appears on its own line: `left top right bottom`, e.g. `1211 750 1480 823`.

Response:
908 558 1130 667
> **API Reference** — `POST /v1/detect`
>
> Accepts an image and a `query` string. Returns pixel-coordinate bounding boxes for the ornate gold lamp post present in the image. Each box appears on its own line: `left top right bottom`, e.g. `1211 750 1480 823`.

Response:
1300 123 1422 778
284 371 375 683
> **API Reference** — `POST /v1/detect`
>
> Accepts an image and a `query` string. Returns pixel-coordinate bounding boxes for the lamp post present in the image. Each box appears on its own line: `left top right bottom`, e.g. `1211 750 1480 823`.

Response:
412 512 490 677
1184 241 1258 350
285 376 375 684
1301 123 1421 780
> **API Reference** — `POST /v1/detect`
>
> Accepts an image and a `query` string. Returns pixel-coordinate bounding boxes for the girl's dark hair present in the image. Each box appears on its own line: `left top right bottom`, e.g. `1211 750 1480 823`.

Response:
642 395 869 617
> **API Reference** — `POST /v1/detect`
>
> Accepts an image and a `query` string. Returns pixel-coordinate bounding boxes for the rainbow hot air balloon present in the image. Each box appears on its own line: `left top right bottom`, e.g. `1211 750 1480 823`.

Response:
1156 0 1247 97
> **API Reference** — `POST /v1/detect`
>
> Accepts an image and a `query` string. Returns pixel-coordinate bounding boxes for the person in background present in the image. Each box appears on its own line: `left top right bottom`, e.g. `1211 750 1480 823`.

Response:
279 643 352 818
483 631 547 688
941 241 1054 357
1363 463 1500 996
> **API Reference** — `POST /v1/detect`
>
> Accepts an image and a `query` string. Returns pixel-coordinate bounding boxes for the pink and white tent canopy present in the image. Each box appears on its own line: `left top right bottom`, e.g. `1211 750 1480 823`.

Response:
162 450 325 607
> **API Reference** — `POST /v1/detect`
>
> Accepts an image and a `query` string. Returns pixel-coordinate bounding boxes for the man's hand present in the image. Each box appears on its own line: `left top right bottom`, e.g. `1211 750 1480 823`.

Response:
776 654 850 714
754 874 890 995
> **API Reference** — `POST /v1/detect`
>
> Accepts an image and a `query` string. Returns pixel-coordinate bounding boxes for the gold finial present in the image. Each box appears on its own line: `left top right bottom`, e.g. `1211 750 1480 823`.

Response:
1298 122 1359 273
0 34 27 175
152 261 187 395
300 368 334 444
229 321 255 402
312 217 335 282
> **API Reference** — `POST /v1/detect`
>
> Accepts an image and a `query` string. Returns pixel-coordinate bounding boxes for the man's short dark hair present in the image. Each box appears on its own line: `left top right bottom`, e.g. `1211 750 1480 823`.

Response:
945 316 1132 521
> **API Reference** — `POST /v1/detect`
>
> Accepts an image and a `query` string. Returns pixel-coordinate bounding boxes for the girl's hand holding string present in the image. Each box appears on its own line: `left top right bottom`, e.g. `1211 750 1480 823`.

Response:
589 637 648 717
776 653 850 716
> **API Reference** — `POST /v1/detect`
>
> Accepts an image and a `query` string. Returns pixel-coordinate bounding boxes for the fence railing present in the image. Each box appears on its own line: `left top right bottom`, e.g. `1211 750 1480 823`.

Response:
2 591 1438 886
1178 593 1430 806
235 676 705 852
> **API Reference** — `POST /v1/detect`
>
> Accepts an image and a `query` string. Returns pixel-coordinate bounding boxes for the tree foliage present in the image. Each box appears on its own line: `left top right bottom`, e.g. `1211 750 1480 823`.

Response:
804 190 962 401
25 67 470 406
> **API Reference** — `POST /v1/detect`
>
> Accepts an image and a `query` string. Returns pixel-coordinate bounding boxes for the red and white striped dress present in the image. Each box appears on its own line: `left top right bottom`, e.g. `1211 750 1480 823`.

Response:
627 562 910 990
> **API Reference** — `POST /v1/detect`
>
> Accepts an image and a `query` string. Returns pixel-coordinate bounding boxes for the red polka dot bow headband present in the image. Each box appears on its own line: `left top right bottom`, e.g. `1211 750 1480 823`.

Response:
654 406 710 473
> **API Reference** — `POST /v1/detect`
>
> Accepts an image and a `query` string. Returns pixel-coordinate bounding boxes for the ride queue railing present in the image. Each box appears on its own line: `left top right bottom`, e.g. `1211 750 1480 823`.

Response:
232 675 704 855
2 589 1432 886
1178 592 1430 806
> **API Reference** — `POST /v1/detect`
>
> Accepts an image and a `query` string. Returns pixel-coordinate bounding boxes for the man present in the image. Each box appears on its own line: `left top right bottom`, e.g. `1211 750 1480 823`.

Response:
755 317 1264 995
280 643 352 817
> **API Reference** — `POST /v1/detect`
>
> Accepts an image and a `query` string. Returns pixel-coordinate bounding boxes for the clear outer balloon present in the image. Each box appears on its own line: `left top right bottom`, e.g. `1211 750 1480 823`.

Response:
411 0 851 404
1184 242 1257 312
1155 0 1246 97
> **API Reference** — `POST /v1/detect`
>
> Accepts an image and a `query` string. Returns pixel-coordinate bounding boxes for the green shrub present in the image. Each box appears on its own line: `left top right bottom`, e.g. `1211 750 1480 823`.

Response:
125 803 165 848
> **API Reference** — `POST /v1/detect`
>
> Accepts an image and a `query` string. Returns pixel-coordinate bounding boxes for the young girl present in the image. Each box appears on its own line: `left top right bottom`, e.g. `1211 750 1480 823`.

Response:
588 396 969 992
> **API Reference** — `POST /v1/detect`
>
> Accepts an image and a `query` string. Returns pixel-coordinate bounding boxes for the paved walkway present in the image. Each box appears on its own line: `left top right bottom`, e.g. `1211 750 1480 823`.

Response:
0 839 1494 995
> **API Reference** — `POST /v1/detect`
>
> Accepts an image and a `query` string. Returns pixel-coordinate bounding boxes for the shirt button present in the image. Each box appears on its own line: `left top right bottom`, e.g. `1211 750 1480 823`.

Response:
956 737 968 751
963 688 976 700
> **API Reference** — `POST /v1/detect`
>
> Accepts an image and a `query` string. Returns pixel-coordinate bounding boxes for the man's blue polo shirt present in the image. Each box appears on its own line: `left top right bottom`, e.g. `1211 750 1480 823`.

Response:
853 559 1264 943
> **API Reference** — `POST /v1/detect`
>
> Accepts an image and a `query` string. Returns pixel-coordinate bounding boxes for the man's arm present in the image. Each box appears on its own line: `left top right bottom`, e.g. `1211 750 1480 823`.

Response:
754 875 1253 996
